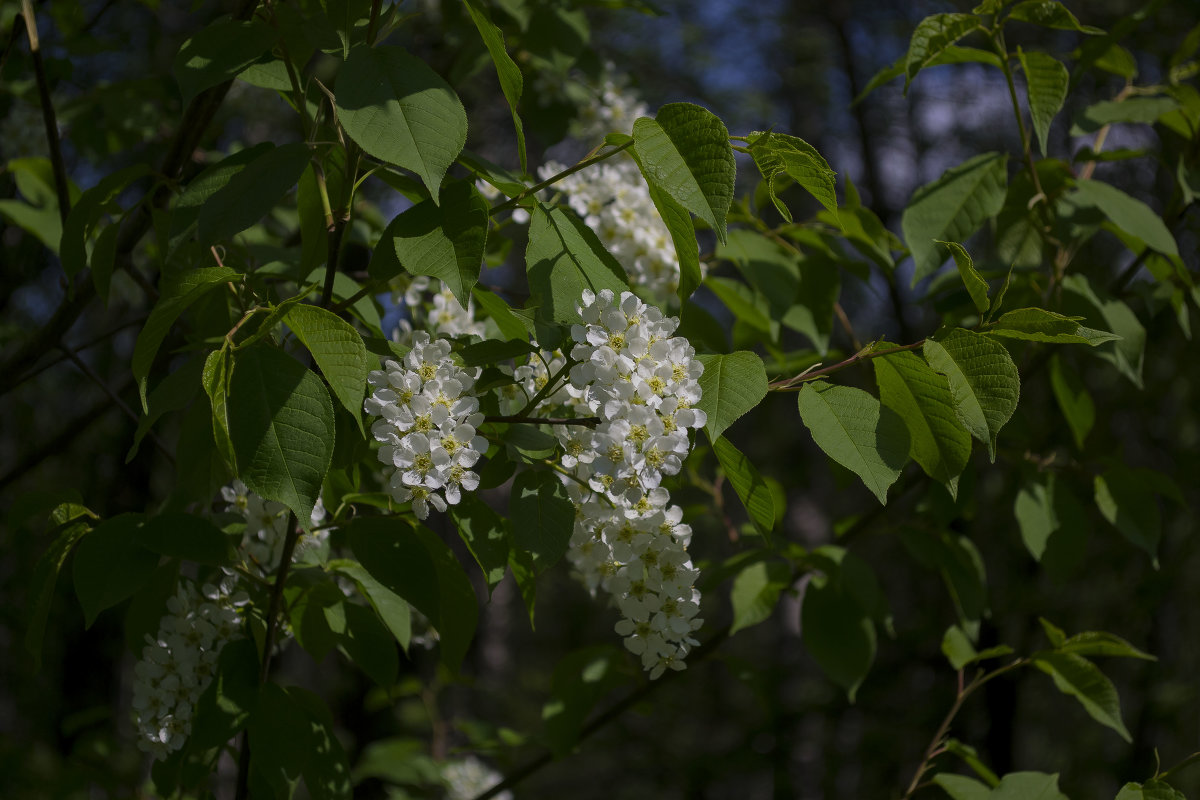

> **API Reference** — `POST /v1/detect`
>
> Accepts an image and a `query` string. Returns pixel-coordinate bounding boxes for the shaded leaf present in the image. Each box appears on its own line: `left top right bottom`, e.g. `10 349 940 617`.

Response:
199 142 312 244
730 559 792 635
525 204 629 323
713 436 775 539
285 303 371 432
508 470 574 575
228 345 335 523
174 19 277 104
72 514 158 627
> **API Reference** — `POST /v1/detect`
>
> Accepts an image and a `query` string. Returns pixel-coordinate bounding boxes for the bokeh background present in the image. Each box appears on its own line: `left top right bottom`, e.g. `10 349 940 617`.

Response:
2 0 1198 797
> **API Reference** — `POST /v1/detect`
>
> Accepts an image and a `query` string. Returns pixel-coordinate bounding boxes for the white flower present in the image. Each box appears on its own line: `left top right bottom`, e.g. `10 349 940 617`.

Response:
364 333 488 518
441 756 512 800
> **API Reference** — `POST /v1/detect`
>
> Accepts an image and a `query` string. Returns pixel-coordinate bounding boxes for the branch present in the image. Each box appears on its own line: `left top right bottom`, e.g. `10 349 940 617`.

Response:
470 624 734 800
768 340 926 391
21 0 71 224
0 0 264 384
489 141 633 216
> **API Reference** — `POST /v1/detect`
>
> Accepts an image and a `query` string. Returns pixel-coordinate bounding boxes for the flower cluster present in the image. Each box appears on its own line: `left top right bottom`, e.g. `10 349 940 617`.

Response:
441 756 512 800
565 484 702 678
575 73 648 141
131 481 329 758
517 290 706 677
538 156 685 299
394 277 486 343
364 332 488 519
131 580 243 759
565 289 706 501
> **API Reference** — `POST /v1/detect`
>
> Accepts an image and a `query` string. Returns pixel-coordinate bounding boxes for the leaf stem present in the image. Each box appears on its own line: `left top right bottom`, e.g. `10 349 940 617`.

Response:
490 141 633 216
515 360 573 417
993 33 1046 206
768 340 925 391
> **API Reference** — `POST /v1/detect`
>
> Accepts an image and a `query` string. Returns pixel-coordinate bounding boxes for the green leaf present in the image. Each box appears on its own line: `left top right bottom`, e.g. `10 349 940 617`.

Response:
923 329 1020 461
346 516 478 671
249 684 353 800
935 774 993 800
169 143 273 242
189 638 259 750
1010 0 1104 34
873 349 972 490
942 624 979 670
472 287 534 341
746 131 838 220
60 163 151 279
705 275 775 337
695 351 769 442
901 152 1008 285
1061 274 1146 387
1033 651 1131 741
1116 781 1187 800
797 382 910 505
855 46 1002 104
336 46 468 201
645 180 702 304
132 267 240 410
1068 179 1178 257
127 354 204 463
1049 355 1094 449
936 241 989 314
1018 49 1069 155
369 180 489 304
90 221 121 305
449 495 511 592
730 559 791 635
228 345 335 523
198 142 312 244
135 513 234 565
525 204 629 323
1071 97 1180 135
632 102 736 244
899 528 988 627
802 567 877 701
1015 479 1057 561
339 601 399 686
905 14 982 88
71 514 159 627
1058 631 1155 661
713 436 775 539
26 512 94 668
203 348 237 471
985 307 1119 345
0 158 76 253
173 19 277 105
1094 467 1161 561
284 303 370 432
508 470 574 575
328 559 412 653
463 0 526 172
990 772 1071 800
541 646 626 759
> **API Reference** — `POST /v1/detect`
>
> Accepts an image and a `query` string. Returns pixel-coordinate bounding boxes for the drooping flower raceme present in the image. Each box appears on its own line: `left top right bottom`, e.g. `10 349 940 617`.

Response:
132 481 328 759
364 332 488 519
566 289 707 504
441 756 512 800
130 580 243 759
515 290 707 678
394 276 486 343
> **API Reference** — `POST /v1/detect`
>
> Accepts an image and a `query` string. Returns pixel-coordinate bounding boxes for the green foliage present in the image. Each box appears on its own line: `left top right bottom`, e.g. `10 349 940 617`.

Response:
695 351 768 442
923 329 1020 462
798 381 910 504
633 103 736 243
335 46 468 200
526 204 629 322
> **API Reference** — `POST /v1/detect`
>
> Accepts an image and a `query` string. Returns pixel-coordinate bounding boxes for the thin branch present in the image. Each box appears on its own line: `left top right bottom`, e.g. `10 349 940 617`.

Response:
490 141 634 216
0 394 114 492
470 623 735 800
483 415 599 427
0 0 265 384
258 513 302 683
4 314 146 396
769 340 926 391
516 361 572 417
22 0 71 224
366 0 383 45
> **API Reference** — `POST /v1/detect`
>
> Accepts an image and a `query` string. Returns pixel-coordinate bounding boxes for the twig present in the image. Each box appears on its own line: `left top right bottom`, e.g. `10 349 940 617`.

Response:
21 0 71 224
490 141 633 216
470 623 735 800
0 394 114 491
769 340 926 391
59 342 175 463
4 314 146 396
366 0 383 45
